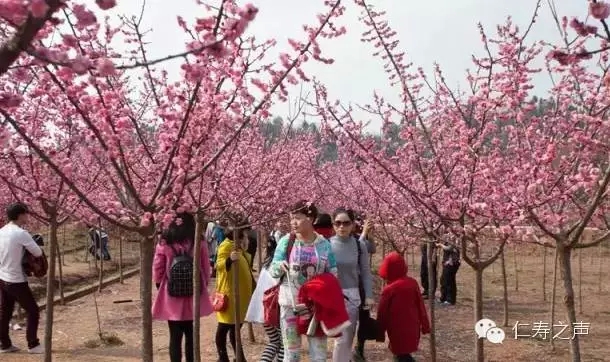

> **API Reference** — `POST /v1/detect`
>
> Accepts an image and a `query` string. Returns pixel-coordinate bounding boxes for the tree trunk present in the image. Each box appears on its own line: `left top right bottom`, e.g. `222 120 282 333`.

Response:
247 323 255 343
542 246 547 302
550 247 558 350
557 243 581 362
98 241 104 293
44 216 59 362
410 245 416 267
500 248 508 327
55 240 64 305
474 267 484 362
140 236 155 362
119 234 124 284
578 248 582 315
232 230 243 362
94 237 98 270
427 242 437 362
247 233 256 346
257 230 263 271
62 223 67 266
598 241 603 292
513 245 519 291
193 212 204 362
381 240 386 287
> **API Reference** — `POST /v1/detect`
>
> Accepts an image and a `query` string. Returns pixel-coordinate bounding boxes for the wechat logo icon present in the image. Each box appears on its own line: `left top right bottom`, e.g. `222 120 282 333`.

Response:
475 318 506 344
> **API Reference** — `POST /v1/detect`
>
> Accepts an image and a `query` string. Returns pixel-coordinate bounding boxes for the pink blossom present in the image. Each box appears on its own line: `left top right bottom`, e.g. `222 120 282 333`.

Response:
590 1 610 19
95 57 116 76
224 18 248 41
71 55 92 74
569 18 597 36
29 0 49 18
547 49 577 65
0 92 22 108
238 3 258 21
62 34 79 47
205 42 228 58
95 0 117 10
72 4 97 27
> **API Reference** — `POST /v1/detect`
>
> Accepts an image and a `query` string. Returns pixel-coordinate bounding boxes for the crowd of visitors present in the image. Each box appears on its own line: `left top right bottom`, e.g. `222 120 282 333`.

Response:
0 200 464 361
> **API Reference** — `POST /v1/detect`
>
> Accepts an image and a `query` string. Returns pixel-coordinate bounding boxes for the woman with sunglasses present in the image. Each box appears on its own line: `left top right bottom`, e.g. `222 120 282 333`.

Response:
329 208 374 362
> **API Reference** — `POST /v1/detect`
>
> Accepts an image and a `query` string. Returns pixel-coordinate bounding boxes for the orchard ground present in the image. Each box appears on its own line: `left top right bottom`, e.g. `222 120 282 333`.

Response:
3 243 610 361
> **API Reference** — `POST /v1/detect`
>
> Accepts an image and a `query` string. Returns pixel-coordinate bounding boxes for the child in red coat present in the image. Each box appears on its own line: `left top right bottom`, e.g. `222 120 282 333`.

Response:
377 251 430 362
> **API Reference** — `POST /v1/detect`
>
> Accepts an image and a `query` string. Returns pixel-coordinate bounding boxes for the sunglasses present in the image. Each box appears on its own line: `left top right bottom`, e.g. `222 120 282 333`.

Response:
333 220 352 227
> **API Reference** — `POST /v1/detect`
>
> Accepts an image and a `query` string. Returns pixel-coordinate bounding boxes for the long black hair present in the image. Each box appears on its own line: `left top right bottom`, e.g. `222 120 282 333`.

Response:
262 235 278 269
161 212 196 245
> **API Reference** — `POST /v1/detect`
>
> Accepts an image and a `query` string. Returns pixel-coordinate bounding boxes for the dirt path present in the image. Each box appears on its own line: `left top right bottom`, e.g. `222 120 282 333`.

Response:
2 245 609 361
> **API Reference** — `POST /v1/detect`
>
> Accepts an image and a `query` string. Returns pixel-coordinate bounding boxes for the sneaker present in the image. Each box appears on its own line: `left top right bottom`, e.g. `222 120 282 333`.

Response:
28 344 44 354
0 345 20 353
442 301 451 305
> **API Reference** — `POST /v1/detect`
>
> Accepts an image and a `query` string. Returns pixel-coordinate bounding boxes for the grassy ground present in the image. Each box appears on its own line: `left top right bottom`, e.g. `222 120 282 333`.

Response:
2 239 609 361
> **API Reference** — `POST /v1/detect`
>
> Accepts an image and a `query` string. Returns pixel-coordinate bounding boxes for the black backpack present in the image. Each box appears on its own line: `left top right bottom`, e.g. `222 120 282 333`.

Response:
167 243 194 297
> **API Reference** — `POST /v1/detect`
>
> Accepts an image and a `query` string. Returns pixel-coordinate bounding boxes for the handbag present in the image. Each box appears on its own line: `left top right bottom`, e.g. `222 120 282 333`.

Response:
211 291 228 312
262 233 295 327
262 283 281 327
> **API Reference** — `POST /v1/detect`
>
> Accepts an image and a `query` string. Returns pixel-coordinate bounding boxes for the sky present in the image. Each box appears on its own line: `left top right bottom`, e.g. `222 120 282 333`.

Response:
82 0 587 133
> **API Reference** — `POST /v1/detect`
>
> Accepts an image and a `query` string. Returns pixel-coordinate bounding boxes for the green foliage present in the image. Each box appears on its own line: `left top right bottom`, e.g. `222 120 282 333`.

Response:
259 117 339 163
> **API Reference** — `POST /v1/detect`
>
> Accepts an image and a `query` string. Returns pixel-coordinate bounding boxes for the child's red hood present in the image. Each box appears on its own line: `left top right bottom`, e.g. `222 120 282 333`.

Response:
314 227 334 239
379 251 408 282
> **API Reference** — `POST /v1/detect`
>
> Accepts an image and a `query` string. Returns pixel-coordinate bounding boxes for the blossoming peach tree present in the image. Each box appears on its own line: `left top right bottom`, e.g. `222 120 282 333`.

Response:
0 1 347 360
317 2 608 362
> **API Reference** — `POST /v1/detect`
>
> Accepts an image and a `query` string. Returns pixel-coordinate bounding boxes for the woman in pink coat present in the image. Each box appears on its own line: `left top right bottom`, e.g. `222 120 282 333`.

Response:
152 212 213 362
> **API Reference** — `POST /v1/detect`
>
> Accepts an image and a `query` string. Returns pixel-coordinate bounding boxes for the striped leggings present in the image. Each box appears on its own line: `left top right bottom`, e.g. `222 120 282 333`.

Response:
261 324 284 362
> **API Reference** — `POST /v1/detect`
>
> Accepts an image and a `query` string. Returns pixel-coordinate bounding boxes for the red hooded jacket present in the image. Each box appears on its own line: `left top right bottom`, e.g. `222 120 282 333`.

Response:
297 272 351 337
377 251 430 355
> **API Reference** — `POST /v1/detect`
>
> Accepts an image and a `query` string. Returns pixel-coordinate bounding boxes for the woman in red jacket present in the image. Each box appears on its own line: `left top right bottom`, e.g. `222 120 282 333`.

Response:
377 251 430 362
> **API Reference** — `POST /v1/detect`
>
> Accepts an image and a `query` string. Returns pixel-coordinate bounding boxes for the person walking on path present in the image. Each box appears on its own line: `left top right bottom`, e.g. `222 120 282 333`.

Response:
329 208 374 362
214 223 254 362
438 240 460 306
269 201 338 362
245 236 284 361
152 212 214 362
0 203 44 354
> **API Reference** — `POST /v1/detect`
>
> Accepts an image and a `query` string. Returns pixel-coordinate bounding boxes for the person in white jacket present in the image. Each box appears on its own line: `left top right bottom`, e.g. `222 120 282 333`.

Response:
245 236 283 361
0 203 43 354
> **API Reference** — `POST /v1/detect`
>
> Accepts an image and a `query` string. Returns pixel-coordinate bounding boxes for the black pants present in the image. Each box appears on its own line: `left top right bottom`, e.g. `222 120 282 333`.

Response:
440 263 460 304
420 255 437 296
168 320 193 362
0 280 40 349
215 322 245 361
394 353 415 362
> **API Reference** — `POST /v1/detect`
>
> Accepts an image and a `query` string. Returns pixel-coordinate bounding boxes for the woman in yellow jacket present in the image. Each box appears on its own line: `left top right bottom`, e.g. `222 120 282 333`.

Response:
214 227 253 362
